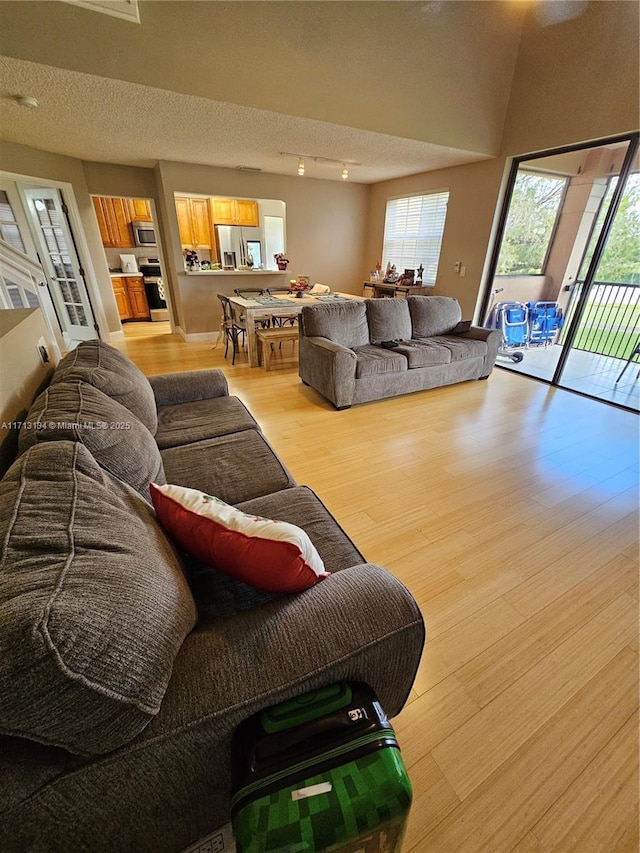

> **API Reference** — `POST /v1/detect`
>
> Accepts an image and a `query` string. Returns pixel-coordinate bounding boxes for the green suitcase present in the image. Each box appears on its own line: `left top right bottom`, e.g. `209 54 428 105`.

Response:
231 682 412 853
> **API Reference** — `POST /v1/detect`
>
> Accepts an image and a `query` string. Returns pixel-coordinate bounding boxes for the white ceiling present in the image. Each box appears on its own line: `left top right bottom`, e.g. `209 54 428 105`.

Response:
0 54 490 184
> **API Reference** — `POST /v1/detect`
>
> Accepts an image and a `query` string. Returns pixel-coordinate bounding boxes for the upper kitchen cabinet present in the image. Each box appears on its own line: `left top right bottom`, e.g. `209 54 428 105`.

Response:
93 197 134 248
212 198 259 227
126 198 153 222
176 196 216 250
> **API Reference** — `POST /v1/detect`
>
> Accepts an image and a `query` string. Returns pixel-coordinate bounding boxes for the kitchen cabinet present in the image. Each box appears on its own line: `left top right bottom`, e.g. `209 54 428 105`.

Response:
211 198 259 227
126 198 153 222
93 197 135 248
112 275 150 321
175 196 216 251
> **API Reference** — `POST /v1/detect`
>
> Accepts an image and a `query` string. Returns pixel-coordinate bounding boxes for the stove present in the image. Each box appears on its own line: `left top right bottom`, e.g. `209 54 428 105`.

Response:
138 256 168 320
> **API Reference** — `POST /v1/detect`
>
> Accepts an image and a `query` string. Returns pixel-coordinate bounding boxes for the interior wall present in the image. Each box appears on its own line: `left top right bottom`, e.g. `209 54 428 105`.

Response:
366 158 506 319
501 1 639 156
366 1 639 325
156 160 369 336
0 308 56 477
82 162 158 201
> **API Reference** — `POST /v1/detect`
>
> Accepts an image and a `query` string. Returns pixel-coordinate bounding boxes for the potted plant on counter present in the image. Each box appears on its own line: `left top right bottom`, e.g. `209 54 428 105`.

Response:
274 253 289 271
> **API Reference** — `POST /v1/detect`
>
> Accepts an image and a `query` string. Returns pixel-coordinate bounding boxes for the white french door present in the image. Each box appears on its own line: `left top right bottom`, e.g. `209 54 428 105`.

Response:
0 241 64 362
21 187 97 344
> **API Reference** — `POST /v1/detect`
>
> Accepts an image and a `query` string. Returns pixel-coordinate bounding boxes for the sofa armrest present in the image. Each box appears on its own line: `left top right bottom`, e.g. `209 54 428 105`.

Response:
299 337 357 409
457 327 502 374
456 326 498 342
148 369 229 407
158 562 425 729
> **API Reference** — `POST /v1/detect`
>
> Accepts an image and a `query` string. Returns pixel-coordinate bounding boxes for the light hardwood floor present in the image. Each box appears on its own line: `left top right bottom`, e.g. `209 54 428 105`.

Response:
117 323 639 853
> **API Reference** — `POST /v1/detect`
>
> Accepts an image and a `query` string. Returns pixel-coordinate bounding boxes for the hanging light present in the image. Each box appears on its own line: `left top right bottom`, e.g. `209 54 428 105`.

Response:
297 158 305 176
341 165 349 180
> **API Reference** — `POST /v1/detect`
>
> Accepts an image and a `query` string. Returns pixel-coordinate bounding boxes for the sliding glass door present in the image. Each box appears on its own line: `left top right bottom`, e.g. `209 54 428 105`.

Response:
482 133 639 411
556 161 639 408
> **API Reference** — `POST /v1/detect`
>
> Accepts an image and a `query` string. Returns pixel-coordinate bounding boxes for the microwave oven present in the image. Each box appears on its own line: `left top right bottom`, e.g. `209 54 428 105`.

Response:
132 221 157 248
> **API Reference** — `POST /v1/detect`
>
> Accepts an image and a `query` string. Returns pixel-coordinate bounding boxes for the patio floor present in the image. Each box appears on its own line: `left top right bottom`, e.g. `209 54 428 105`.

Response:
498 344 640 412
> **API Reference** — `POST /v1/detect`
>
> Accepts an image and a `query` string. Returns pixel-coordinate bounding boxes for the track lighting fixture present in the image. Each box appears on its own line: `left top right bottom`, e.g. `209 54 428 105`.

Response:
280 152 359 180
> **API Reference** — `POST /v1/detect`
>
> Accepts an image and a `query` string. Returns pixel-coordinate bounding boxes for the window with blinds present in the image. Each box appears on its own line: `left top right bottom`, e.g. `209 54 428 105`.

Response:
382 191 449 284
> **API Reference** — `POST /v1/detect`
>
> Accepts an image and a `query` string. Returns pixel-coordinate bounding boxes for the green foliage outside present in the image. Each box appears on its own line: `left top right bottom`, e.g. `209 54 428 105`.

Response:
581 174 640 285
496 172 566 275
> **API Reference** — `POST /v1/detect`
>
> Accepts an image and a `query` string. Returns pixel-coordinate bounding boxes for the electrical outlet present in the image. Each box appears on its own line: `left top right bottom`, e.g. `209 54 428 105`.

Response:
454 261 461 274
460 265 466 277
36 337 49 365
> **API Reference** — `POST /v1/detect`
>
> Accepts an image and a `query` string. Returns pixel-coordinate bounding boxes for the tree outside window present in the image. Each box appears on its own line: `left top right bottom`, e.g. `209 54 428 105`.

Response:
496 171 567 275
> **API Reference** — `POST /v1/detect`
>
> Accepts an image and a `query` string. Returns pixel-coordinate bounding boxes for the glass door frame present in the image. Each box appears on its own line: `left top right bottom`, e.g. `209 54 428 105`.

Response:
551 136 638 385
479 132 640 402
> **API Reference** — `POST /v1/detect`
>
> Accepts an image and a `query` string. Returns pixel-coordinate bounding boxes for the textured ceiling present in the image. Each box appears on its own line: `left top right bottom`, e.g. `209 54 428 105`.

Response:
0 54 490 184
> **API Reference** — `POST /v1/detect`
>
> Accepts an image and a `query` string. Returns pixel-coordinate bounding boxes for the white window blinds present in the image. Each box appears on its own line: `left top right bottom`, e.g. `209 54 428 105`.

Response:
0 190 26 255
382 191 449 284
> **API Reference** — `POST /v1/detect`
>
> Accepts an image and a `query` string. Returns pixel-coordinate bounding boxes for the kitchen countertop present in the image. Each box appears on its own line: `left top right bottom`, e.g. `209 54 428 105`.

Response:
109 272 142 277
182 269 285 276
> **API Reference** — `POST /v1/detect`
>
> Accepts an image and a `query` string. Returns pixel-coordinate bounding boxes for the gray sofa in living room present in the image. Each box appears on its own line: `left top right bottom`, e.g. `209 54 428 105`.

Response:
0 340 425 853
299 295 502 409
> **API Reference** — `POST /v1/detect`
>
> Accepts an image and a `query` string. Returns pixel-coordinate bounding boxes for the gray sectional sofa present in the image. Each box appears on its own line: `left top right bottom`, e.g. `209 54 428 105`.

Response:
299 295 502 409
0 340 425 853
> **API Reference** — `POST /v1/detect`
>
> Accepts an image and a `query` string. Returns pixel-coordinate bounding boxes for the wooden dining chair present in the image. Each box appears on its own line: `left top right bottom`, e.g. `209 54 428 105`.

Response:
233 288 270 329
267 286 298 328
217 293 245 365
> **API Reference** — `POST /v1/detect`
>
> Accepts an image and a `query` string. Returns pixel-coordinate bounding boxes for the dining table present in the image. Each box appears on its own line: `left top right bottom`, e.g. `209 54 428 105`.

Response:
227 291 364 368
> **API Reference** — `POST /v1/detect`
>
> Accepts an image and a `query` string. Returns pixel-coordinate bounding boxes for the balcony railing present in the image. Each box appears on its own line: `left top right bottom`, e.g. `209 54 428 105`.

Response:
560 280 640 360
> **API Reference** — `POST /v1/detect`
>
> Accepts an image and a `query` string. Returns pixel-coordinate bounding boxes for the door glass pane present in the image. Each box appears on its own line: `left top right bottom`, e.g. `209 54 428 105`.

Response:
486 139 634 389
559 165 640 411
497 172 566 275
28 194 89 328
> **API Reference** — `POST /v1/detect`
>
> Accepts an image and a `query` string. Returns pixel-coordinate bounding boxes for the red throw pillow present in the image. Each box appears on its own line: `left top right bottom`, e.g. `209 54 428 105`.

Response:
150 483 329 594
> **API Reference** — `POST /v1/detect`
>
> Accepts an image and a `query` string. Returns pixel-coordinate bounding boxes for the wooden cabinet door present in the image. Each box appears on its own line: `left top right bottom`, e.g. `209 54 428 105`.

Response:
92 197 112 246
111 277 132 320
175 197 194 247
190 198 212 248
94 196 136 247
211 198 235 225
235 199 259 226
104 198 134 247
127 198 153 222
126 276 151 319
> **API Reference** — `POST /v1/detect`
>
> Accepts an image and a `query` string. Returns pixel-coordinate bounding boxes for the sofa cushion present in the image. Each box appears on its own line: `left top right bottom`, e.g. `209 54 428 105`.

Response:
366 299 412 343
155 395 259 450
302 302 370 349
408 296 462 338
18 381 165 500
353 345 408 378
150 484 328 594
161 429 295 505
0 442 196 755
394 340 452 367
430 335 489 361
51 340 158 434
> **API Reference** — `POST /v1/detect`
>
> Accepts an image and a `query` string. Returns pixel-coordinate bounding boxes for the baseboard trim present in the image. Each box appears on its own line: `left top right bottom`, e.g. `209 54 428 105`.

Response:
108 330 125 342
175 326 221 343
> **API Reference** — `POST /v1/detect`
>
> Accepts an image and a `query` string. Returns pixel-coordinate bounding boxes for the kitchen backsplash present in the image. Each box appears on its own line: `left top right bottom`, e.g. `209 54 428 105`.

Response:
105 247 159 272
